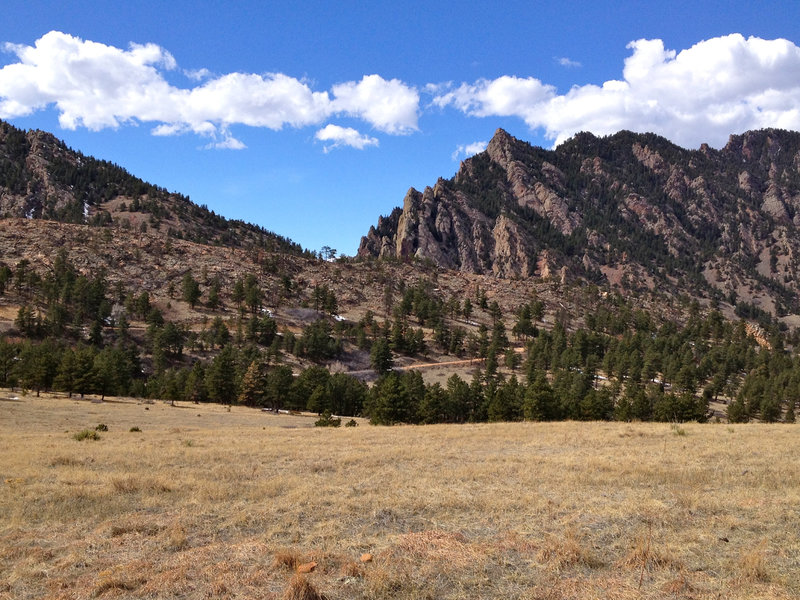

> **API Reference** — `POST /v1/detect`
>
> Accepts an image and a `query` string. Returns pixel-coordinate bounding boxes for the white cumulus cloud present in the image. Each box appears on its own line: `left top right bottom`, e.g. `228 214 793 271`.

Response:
434 34 800 148
0 31 178 130
452 140 488 161
331 74 419 134
433 75 555 118
0 31 420 147
315 124 379 152
4 32 800 153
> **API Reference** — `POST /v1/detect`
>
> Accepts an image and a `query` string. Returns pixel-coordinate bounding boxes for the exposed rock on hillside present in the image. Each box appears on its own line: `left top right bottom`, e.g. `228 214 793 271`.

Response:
360 127 800 316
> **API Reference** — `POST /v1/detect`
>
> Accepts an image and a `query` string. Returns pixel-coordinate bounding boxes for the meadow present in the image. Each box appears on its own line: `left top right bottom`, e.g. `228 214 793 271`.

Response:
1 393 798 599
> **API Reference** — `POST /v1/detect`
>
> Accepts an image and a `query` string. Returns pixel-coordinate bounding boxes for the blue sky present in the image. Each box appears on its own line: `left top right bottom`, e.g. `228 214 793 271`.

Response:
2 1 800 255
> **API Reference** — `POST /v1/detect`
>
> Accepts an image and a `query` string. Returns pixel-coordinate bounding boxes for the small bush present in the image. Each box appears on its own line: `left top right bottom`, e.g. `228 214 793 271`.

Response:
345 419 358 427
315 411 341 427
95 423 108 432
129 426 141 432
671 424 686 436
73 429 101 441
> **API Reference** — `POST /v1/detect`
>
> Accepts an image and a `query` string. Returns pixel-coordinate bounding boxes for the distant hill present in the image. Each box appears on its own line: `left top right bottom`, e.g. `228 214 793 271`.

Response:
0 119 305 254
360 127 800 320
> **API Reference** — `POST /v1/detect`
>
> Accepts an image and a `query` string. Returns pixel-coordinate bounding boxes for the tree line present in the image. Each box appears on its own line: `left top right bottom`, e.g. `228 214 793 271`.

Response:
1 251 798 424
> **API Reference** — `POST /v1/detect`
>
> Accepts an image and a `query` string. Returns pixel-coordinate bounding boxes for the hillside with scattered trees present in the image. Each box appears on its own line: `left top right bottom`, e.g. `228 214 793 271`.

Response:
1 121 799 424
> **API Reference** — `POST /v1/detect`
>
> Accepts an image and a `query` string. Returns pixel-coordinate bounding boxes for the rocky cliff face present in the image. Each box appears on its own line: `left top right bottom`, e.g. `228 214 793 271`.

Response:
359 127 800 316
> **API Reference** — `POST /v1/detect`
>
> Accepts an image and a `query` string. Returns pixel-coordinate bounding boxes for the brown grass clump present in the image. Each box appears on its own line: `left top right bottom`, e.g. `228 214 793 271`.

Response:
109 521 162 537
92 565 146 597
737 540 770 583
111 475 172 494
273 549 301 570
165 524 188 551
111 476 141 494
341 561 364 577
661 571 696 595
395 530 477 568
537 528 601 571
618 531 682 572
49 455 84 467
281 574 328 600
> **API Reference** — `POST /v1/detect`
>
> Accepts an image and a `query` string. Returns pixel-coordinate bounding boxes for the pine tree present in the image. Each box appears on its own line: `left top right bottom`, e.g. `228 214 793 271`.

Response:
238 360 266 406
370 338 393 374
784 401 796 423
205 345 238 405
55 349 78 397
523 371 558 421
182 272 201 308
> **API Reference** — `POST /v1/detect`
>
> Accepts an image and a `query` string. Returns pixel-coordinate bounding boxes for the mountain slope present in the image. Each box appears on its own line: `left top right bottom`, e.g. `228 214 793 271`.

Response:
0 120 304 254
359 128 800 317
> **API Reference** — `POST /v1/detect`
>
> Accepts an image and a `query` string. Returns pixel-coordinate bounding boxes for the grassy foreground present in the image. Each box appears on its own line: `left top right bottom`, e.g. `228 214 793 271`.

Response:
1 394 798 599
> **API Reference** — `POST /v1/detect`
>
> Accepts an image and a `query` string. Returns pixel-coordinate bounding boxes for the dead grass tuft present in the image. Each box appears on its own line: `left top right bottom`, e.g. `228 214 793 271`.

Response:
274 549 301 570
49 455 83 467
109 521 162 537
92 566 145 597
281 574 328 600
111 476 141 494
341 561 364 577
618 534 682 571
661 571 696 595
737 540 770 583
165 524 188 551
537 529 601 571
111 476 172 494
392 529 489 572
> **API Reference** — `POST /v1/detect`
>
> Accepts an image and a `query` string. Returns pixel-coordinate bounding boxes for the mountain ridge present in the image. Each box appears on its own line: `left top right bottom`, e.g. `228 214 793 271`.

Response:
359 126 800 318
0 120 306 255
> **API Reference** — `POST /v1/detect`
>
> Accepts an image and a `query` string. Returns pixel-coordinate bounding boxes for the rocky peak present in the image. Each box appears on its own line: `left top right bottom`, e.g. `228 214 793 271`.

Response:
485 128 516 164
359 126 800 316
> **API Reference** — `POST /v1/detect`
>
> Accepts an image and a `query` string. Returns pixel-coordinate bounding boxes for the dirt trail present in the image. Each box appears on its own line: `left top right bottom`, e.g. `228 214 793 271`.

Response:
396 358 485 371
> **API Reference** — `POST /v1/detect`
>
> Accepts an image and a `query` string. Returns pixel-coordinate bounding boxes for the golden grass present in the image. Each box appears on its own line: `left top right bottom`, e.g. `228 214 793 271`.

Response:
1 393 799 599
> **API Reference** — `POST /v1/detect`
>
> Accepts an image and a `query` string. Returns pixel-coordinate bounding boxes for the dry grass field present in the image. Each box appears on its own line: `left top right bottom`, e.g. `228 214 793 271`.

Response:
1 393 799 599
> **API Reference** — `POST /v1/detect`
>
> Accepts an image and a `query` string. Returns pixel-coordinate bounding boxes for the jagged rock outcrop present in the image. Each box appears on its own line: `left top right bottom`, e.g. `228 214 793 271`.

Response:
360 126 800 315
